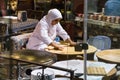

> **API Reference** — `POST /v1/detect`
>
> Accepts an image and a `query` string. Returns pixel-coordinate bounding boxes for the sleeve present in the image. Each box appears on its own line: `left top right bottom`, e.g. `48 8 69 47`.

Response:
56 23 70 41
36 23 53 45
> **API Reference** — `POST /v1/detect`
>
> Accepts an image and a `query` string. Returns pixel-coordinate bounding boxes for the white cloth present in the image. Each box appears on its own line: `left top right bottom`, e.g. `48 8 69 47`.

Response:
26 9 70 51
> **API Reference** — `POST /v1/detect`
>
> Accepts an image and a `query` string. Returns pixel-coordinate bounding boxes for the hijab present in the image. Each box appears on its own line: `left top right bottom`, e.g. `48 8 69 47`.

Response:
46 8 63 26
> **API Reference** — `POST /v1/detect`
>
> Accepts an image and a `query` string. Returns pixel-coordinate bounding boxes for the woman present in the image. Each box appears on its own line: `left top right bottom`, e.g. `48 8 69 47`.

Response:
26 8 76 51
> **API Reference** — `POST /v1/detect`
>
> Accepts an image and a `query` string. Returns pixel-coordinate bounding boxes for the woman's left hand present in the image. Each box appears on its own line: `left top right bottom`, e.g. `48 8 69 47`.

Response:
70 41 77 46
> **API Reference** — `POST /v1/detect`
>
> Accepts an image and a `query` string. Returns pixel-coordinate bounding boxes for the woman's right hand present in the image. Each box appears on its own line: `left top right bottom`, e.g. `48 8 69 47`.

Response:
50 42 64 51
55 45 64 51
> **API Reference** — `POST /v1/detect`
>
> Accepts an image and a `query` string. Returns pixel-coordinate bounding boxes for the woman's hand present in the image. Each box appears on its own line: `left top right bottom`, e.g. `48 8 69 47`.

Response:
65 38 77 46
50 41 64 51
69 41 77 46
54 45 64 50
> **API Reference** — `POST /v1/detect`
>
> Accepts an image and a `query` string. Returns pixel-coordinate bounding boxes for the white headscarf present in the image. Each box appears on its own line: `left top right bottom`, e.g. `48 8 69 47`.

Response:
46 8 63 26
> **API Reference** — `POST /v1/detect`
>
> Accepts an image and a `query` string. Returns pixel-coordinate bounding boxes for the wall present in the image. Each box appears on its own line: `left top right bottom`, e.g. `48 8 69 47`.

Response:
17 0 34 11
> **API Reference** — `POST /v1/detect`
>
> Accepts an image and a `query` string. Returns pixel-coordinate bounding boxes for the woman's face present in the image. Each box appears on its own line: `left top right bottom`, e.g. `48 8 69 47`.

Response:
51 18 61 25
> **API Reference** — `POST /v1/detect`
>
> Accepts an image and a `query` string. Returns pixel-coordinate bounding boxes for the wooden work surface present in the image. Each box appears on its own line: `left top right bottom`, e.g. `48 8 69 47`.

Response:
45 45 97 55
96 49 120 64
